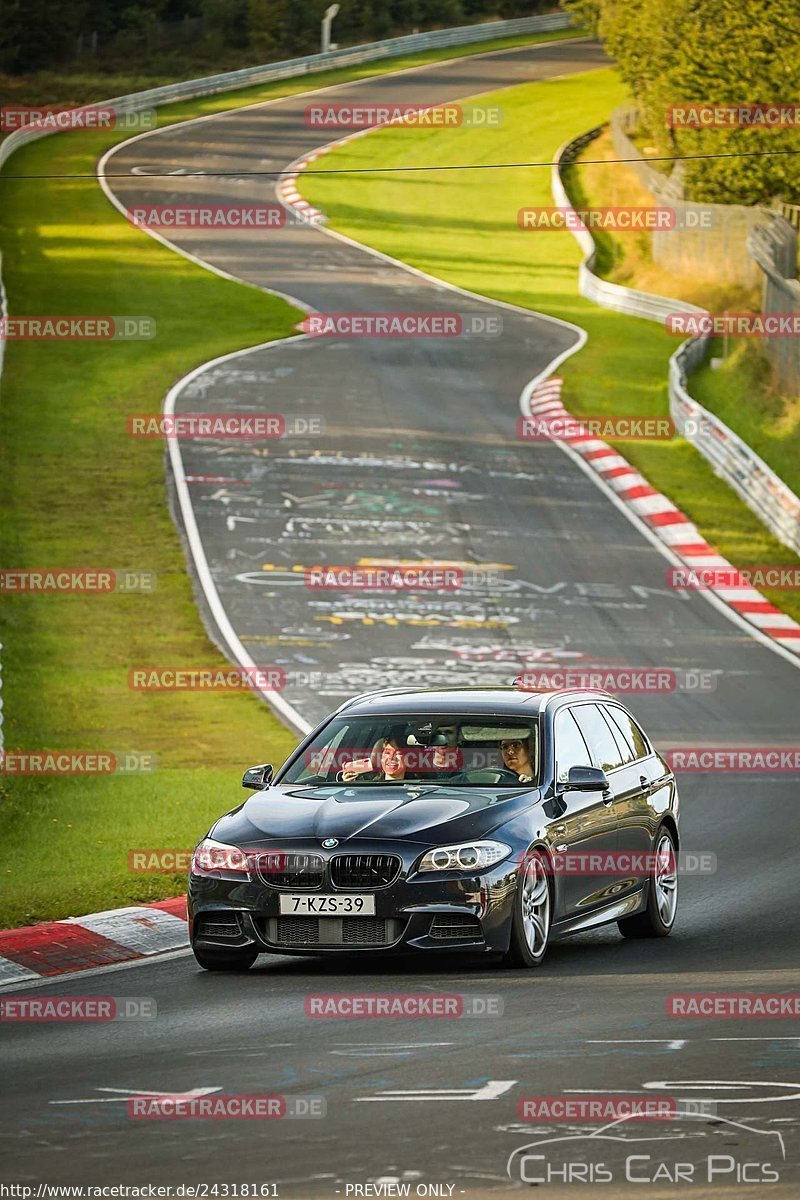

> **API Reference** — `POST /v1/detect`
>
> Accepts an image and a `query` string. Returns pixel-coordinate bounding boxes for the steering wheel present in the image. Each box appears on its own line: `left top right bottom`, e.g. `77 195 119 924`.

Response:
455 767 520 786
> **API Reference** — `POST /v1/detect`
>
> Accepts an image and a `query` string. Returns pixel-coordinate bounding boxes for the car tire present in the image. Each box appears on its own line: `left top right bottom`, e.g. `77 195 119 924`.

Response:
504 848 552 968
618 828 678 939
192 945 259 972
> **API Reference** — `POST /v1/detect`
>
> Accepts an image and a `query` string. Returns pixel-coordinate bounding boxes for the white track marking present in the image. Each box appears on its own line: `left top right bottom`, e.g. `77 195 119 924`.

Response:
91 38 798 761
96 64 590 737
549 430 800 669
589 1037 800 1046
52 1086 222 1105
162 337 315 734
587 1039 688 1050
356 1079 516 1102
642 1079 800 1105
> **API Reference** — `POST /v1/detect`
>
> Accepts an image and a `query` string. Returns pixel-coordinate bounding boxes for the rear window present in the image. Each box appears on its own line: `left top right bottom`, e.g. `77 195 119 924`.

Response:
603 705 651 762
571 703 626 773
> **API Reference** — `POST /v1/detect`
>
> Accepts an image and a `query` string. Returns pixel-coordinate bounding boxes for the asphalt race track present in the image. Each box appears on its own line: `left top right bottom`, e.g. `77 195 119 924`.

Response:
3 37 800 1196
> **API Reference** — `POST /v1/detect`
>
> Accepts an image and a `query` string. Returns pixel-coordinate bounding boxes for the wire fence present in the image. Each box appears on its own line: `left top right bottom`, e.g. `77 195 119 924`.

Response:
609 106 781 289
749 219 800 394
609 106 800 395
553 131 800 557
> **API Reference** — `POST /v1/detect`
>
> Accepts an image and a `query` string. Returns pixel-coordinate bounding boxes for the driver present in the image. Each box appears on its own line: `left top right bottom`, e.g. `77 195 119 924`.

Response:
500 735 535 783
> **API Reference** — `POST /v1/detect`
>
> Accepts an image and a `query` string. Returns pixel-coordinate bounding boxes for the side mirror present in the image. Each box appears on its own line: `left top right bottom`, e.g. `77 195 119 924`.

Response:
566 765 609 792
242 763 273 790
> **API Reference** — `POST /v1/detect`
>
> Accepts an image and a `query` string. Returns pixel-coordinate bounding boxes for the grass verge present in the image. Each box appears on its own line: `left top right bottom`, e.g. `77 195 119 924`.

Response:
0 25 581 928
0 127 303 927
302 66 800 621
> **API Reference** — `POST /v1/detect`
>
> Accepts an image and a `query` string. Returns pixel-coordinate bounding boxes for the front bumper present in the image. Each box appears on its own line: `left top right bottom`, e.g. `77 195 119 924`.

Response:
188 839 518 956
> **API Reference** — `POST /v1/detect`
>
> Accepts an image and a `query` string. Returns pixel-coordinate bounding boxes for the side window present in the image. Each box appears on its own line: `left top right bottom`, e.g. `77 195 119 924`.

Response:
599 705 636 765
572 703 625 773
554 708 593 784
604 705 651 762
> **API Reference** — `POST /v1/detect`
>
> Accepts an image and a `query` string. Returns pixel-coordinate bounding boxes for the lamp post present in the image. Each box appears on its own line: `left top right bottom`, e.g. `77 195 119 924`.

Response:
321 4 340 54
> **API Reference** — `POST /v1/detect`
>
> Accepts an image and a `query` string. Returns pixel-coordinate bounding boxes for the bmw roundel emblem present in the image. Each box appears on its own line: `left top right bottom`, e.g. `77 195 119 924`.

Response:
322 838 339 849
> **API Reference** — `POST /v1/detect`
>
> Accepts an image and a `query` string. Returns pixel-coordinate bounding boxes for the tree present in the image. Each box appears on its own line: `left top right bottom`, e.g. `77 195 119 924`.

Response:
202 0 249 50
563 0 800 204
0 0 86 71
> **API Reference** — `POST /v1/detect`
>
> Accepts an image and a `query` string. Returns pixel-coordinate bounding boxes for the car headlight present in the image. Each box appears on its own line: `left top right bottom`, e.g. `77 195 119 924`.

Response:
417 840 512 873
191 838 250 877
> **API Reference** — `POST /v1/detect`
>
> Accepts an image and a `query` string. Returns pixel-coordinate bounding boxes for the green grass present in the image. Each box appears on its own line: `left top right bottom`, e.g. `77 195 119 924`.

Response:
690 340 799 499
302 66 800 621
0 24 579 929
0 129 303 927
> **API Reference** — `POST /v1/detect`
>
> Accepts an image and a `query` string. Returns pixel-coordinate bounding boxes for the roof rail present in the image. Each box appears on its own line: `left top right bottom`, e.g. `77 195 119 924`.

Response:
333 685 419 713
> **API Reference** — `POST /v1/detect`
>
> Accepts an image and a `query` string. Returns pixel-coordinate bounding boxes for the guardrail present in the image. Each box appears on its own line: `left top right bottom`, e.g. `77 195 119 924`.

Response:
0 11 573 171
552 129 800 557
670 342 800 555
552 129 706 323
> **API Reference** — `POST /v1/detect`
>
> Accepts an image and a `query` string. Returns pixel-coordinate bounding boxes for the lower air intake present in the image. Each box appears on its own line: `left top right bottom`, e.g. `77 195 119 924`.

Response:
428 913 484 941
264 917 404 948
197 913 243 942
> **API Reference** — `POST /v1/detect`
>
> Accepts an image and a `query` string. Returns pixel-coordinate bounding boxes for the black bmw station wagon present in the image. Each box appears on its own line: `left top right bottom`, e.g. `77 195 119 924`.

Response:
188 686 679 970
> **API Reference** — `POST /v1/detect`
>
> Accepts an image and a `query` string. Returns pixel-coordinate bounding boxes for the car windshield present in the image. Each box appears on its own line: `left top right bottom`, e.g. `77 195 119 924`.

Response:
281 713 539 787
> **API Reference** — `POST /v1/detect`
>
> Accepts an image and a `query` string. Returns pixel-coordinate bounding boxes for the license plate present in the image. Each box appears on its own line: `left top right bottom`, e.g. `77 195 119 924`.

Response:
279 893 376 916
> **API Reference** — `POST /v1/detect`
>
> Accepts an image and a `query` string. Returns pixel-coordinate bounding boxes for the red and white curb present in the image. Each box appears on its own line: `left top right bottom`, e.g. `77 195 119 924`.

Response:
277 149 327 224
0 897 188 986
277 112 428 225
525 378 800 654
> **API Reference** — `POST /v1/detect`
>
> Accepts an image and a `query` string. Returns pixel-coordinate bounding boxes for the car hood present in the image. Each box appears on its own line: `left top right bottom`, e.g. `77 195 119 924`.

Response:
212 783 540 847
